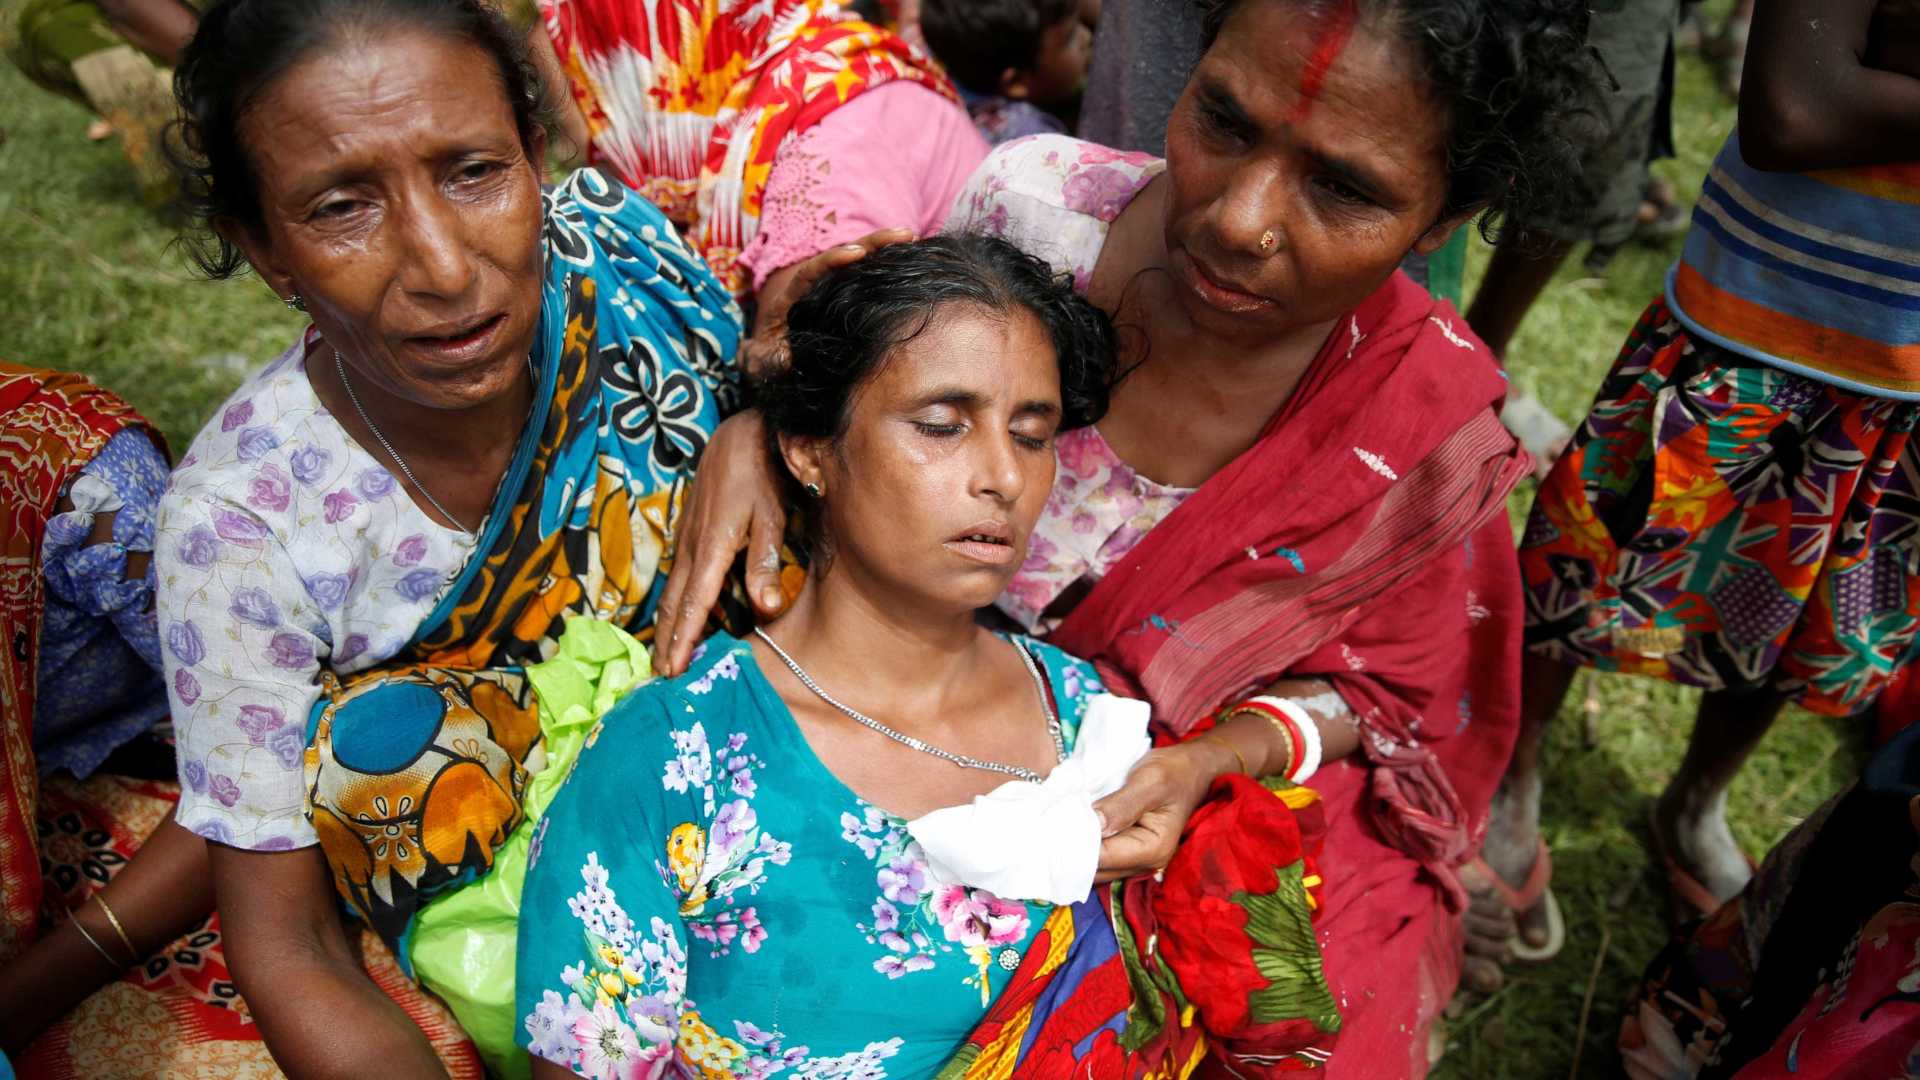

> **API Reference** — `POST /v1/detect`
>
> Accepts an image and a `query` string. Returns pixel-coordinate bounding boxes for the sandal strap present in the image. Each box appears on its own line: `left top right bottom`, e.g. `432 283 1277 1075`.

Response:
1471 837 1553 913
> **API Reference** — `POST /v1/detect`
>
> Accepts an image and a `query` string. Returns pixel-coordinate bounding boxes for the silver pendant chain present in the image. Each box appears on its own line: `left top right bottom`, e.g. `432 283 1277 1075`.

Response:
333 352 534 539
753 627 1065 783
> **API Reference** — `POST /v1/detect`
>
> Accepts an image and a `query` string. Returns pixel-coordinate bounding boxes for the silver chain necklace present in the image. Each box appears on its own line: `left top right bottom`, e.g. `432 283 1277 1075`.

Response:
332 352 533 539
753 627 1065 783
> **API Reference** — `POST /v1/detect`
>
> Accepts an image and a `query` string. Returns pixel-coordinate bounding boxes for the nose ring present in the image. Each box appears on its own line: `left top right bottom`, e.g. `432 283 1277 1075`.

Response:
1259 230 1277 254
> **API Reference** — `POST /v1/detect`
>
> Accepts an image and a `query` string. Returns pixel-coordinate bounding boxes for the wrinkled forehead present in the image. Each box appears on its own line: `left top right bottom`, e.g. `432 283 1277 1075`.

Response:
1191 1 1450 176
237 30 522 190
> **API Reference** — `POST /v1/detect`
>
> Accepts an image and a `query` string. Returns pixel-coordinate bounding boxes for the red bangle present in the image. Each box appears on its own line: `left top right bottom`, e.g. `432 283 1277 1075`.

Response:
1221 699 1303 780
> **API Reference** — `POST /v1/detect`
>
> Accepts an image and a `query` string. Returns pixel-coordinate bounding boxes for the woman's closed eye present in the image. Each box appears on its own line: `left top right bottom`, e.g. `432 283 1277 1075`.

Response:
912 420 966 438
1011 420 1056 451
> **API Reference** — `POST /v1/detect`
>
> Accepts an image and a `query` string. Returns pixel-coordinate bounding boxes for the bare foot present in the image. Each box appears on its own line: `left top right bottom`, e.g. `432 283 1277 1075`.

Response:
1458 775 1554 994
1651 785 1752 906
87 118 114 141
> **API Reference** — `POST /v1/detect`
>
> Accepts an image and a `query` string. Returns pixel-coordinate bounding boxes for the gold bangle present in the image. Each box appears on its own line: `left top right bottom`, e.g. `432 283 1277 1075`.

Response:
1222 704 1297 779
1201 730 1250 776
95 896 139 962
71 913 124 970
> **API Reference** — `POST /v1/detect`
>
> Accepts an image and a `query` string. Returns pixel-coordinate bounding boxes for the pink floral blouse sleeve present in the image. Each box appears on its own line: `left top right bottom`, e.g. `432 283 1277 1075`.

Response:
942 134 1165 293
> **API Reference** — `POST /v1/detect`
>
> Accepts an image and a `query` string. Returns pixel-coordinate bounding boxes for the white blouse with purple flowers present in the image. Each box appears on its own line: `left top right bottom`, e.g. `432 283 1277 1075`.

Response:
157 333 477 850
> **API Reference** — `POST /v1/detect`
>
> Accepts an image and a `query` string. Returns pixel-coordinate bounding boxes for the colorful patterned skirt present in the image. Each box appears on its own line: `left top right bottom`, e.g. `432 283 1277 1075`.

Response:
1520 298 1920 715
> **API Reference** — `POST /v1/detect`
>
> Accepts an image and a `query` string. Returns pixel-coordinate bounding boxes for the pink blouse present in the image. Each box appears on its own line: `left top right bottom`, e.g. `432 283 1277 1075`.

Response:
737 82 988 294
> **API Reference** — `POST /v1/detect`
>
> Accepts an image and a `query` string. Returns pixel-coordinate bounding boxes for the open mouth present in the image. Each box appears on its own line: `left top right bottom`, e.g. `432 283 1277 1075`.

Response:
946 526 1018 566
407 313 506 358
414 311 503 343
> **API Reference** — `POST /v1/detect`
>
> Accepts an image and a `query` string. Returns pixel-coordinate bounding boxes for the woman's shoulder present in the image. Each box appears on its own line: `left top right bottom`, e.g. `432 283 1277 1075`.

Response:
947 135 1163 225
158 338 468 606
544 166 717 276
164 337 339 523
559 631 774 819
589 631 764 744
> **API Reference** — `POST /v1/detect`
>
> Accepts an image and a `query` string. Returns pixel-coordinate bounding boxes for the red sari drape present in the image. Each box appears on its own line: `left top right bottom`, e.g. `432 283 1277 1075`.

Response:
1049 271 1531 1077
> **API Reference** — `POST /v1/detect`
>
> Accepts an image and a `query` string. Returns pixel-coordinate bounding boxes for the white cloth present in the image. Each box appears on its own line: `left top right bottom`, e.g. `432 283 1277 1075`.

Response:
906 693 1152 905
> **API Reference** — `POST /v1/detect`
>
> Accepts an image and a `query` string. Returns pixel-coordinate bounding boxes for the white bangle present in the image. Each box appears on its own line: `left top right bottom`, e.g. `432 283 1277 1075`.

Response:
1249 695 1323 784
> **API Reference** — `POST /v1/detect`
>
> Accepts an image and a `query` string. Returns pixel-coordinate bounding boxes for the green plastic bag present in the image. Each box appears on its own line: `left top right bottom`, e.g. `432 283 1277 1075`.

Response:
407 617 653 1079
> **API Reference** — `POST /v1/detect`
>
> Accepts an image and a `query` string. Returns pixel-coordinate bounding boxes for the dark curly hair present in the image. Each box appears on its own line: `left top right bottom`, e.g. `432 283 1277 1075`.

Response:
168 0 556 279
921 0 1078 96
1198 0 1607 241
757 233 1114 461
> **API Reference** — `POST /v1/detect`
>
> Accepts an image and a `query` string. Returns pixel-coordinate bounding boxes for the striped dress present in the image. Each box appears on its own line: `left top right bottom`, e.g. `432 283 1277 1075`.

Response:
1519 133 1920 714
1669 133 1920 397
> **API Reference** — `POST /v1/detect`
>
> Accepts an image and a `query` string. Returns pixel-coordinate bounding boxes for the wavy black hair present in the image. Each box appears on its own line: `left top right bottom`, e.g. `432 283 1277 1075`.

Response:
1198 0 1607 241
757 234 1114 455
168 0 556 278
921 0 1079 96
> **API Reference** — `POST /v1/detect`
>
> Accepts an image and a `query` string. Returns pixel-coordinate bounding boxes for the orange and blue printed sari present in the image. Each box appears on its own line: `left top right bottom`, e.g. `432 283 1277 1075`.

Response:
537 0 956 296
303 168 746 957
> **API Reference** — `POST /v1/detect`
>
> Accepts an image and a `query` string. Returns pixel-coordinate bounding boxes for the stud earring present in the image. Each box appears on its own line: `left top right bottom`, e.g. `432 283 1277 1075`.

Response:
283 294 308 312
805 482 823 498
1259 230 1277 254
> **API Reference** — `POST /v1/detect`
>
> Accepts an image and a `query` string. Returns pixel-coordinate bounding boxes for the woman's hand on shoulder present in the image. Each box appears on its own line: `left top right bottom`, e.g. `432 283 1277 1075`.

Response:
652 411 788 677
1090 739 1233 882
744 228 916 378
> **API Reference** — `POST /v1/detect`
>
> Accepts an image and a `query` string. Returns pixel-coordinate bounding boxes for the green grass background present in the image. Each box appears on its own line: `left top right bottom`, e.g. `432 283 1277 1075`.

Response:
0 7 1868 1075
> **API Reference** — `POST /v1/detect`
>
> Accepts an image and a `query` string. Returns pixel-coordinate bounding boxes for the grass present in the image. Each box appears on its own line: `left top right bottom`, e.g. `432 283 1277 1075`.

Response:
0 17 1869 1078
0 74 302 456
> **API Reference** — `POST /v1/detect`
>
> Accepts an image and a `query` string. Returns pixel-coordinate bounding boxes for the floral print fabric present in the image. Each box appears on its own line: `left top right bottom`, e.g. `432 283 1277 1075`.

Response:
538 0 957 296
516 631 1102 1079
157 335 480 850
998 425 1193 634
36 427 170 778
942 135 1187 634
943 133 1162 294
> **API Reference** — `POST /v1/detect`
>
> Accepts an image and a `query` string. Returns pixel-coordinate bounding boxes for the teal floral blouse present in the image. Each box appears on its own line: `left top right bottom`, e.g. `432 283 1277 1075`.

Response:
514 631 1105 1079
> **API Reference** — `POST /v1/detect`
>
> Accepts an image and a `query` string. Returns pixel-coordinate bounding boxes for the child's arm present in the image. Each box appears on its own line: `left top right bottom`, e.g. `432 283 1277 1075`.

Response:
1740 0 1920 171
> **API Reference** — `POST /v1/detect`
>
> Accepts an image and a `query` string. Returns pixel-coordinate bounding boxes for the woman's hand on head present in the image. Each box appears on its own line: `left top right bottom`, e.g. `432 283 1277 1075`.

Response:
745 228 916 379
651 411 789 677
1090 740 1228 882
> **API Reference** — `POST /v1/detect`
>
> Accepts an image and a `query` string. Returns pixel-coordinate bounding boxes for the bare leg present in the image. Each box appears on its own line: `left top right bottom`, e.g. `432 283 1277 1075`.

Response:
0 815 214 1055
1464 235 1577 360
1651 685 1787 903
1461 652 1580 993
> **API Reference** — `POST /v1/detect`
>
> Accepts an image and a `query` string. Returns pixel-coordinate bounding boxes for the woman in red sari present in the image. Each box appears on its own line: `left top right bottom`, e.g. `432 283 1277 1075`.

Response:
654 0 1605 1073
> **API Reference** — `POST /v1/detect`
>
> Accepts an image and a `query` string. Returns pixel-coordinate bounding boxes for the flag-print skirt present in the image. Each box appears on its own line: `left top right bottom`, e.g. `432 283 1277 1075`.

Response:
1520 297 1920 715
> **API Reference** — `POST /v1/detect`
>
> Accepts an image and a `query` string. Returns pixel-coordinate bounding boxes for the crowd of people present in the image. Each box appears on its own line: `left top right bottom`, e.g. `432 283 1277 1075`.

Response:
0 0 1915 1077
